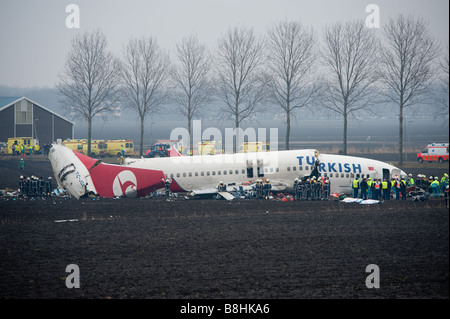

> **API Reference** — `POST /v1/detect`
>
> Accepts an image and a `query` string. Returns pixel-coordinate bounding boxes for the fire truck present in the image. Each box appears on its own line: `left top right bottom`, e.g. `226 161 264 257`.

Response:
417 143 449 163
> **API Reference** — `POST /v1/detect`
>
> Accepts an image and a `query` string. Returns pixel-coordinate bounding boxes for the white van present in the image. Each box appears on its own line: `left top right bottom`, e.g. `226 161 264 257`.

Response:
417 143 449 163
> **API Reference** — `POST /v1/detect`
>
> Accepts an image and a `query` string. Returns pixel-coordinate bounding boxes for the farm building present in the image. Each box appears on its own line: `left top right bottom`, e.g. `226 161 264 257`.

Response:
0 96 74 145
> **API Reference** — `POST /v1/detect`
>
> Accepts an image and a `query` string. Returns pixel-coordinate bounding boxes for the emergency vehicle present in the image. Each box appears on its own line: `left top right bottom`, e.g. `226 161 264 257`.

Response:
239 141 271 153
417 143 449 163
145 140 183 158
7 137 40 155
106 139 134 157
196 140 216 155
63 139 107 157
63 139 86 153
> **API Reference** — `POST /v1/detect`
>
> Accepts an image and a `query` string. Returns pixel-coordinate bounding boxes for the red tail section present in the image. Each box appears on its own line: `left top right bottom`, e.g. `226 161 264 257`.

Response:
169 145 182 157
74 152 165 198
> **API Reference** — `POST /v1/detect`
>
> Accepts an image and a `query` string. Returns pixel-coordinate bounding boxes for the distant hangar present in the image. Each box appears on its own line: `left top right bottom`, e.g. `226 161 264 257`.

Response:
0 96 74 145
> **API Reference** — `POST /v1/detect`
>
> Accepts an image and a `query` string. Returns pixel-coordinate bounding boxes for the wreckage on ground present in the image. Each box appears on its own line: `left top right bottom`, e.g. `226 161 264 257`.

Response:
48 142 407 200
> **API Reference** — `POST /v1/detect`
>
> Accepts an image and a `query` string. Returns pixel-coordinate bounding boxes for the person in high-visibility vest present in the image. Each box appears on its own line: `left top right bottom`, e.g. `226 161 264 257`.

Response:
352 177 359 198
371 179 378 200
367 178 372 199
382 179 389 200
440 173 448 194
430 177 440 198
407 174 415 187
394 178 401 200
400 177 407 200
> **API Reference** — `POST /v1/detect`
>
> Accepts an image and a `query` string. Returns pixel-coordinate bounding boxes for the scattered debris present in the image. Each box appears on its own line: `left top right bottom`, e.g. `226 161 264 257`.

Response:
340 198 383 204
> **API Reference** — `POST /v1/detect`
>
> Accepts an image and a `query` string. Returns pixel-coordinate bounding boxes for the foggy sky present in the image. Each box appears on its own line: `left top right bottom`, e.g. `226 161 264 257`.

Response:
0 0 448 88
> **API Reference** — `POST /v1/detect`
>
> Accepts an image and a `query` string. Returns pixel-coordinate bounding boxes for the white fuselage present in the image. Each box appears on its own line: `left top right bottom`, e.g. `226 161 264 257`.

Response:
124 149 406 195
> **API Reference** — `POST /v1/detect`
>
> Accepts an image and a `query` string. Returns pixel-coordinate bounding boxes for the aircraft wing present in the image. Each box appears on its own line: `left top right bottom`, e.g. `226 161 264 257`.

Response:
190 188 219 196
189 180 289 197
218 191 235 200
270 181 288 192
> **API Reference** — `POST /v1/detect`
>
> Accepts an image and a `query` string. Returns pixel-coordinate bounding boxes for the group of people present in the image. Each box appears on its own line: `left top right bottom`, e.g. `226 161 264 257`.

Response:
293 176 331 201
352 176 407 200
351 172 449 200
18 175 53 197
253 179 272 199
414 173 449 197
11 142 40 156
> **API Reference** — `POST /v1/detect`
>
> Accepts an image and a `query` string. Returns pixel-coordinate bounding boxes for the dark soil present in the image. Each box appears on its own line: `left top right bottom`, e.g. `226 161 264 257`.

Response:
0 155 448 301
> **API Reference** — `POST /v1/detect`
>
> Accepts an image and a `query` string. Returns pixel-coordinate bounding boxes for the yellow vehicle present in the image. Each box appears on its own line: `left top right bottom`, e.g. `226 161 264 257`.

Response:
239 141 270 153
90 139 107 157
63 139 107 157
196 140 216 155
106 139 134 157
63 139 86 153
7 137 40 155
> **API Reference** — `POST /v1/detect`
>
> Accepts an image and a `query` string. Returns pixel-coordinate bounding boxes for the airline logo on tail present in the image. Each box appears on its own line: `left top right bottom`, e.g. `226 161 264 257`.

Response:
113 170 137 197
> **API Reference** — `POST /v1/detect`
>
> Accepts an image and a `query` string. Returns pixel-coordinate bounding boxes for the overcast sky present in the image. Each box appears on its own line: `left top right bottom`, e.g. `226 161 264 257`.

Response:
0 0 448 88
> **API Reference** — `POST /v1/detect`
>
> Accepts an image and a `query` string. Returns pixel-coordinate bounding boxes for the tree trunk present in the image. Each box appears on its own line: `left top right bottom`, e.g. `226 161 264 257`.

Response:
140 115 145 157
235 113 239 154
188 115 192 156
399 105 404 165
87 116 92 156
343 112 348 155
285 109 291 150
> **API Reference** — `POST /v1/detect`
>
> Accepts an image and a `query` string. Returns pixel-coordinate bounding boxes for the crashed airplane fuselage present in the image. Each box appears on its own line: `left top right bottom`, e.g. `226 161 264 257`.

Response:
48 143 406 199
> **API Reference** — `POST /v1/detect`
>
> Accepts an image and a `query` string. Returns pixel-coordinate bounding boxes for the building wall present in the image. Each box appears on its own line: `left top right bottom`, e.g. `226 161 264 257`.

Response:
0 106 15 141
53 113 73 142
34 104 54 145
0 99 74 144
15 123 33 137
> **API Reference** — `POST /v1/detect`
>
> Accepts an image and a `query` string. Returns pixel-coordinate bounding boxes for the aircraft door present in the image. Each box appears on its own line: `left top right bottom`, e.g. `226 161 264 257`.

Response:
246 160 254 178
382 168 390 181
257 159 264 178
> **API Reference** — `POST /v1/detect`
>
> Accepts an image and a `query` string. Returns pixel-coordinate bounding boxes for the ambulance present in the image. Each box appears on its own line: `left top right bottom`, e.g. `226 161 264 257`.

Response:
417 143 449 163
106 139 134 157
63 139 107 157
63 139 86 153
196 140 216 155
7 137 40 155
239 141 271 153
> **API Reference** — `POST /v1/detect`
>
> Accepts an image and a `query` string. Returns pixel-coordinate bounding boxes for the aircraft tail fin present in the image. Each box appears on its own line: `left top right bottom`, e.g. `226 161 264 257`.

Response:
169 145 182 157
72 151 166 198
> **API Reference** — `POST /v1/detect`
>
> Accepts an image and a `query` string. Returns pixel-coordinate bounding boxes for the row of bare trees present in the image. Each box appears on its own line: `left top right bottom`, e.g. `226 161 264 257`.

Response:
57 15 447 164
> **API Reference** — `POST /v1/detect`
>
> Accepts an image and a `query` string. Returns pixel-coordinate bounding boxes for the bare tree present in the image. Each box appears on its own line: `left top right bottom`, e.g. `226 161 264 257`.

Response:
266 19 318 150
321 20 379 155
57 29 121 156
120 36 170 156
172 35 212 153
435 41 449 125
378 14 439 164
216 26 267 152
